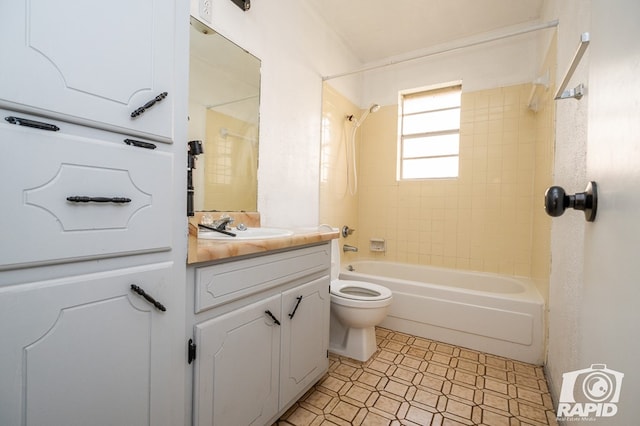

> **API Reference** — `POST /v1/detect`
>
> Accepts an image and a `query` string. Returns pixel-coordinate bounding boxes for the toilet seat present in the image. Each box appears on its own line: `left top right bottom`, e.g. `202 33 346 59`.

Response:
331 279 392 301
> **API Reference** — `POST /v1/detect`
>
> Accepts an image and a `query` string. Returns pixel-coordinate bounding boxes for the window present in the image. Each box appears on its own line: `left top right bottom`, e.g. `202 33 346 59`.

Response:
398 83 462 180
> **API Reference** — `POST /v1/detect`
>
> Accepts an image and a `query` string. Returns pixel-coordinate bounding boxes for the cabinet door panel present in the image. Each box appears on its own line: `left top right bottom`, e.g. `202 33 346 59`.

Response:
26 296 150 426
194 295 281 426
0 263 174 426
0 115 173 269
280 276 330 407
0 0 174 141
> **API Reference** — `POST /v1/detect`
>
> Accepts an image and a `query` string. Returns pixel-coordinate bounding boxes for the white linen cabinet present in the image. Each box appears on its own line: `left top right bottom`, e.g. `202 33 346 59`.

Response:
0 1 187 425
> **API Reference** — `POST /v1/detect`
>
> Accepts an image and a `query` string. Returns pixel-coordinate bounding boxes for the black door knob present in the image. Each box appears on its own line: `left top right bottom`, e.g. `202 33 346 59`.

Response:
544 181 598 222
544 186 568 217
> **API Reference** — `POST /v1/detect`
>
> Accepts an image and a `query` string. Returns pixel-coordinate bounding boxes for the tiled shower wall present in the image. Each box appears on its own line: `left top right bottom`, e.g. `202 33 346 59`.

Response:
320 75 554 300
319 84 360 245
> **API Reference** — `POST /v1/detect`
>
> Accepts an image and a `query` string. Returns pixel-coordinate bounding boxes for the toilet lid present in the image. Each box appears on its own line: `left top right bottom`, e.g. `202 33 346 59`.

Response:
331 279 392 301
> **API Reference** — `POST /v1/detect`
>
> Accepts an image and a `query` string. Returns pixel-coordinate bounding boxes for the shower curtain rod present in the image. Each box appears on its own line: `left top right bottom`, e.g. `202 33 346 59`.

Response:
220 127 256 142
322 19 559 81
206 95 259 109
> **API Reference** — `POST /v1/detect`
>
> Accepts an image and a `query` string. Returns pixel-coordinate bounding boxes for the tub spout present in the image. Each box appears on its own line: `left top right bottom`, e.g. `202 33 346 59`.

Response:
343 244 358 253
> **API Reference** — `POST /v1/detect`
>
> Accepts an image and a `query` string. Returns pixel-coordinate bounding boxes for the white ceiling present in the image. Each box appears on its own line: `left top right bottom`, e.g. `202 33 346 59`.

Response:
307 0 544 64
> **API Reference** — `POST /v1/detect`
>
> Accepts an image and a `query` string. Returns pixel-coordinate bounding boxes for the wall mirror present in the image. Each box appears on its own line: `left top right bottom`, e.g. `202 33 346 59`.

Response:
188 17 260 212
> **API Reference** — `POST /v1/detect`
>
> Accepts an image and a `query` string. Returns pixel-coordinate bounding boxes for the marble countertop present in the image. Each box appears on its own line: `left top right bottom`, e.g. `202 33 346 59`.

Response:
187 227 339 264
187 212 339 264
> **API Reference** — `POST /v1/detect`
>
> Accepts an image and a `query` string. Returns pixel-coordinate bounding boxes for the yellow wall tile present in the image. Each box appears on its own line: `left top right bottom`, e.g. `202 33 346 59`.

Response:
320 75 554 301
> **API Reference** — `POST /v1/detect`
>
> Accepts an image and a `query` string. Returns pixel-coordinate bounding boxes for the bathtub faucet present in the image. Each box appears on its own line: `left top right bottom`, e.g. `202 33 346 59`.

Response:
343 244 358 253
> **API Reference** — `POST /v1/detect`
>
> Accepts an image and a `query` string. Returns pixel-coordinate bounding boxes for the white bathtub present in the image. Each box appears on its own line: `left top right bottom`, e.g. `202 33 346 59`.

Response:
340 261 545 364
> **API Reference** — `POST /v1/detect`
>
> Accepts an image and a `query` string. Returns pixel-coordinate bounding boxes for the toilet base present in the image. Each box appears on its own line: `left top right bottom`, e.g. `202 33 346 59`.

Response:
329 326 378 362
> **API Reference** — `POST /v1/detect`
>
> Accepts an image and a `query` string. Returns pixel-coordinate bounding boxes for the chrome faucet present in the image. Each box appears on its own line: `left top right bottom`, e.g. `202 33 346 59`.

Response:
343 244 358 253
211 215 234 231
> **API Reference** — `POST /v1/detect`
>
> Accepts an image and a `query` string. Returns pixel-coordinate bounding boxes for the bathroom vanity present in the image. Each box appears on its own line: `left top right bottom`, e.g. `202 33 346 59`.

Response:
185 218 338 425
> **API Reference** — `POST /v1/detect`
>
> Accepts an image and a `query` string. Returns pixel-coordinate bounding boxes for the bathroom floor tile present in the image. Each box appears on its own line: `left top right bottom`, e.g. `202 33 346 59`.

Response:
275 328 557 426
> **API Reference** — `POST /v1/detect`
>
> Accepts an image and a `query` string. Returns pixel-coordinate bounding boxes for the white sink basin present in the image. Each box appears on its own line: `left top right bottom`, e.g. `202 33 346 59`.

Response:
198 227 294 240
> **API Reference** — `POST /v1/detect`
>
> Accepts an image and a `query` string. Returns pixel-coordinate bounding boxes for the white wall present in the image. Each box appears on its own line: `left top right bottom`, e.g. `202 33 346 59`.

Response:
356 25 545 108
543 0 591 402
192 0 361 227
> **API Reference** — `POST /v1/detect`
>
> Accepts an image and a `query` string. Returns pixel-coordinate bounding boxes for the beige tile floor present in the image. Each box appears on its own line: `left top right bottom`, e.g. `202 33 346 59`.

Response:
276 328 558 426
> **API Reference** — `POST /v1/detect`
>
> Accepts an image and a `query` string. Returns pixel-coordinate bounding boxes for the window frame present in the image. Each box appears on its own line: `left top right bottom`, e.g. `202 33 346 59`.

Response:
397 81 462 181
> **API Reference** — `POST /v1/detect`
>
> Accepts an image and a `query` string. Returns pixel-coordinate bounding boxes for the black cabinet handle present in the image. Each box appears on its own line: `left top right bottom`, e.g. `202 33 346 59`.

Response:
5 116 59 131
67 196 132 203
124 138 156 150
187 339 197 364
288 296 303 319
130 284 166 312
130 92 168 118
265 310 281 325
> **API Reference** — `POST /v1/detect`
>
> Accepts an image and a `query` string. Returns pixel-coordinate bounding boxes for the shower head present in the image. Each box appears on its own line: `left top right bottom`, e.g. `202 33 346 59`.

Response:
351 103 380 127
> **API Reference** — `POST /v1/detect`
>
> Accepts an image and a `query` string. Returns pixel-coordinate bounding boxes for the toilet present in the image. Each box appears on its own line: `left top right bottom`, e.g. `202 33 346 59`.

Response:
329 238 393 362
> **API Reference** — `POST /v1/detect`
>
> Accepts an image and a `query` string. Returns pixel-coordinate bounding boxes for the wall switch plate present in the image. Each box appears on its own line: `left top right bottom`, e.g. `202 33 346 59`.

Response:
199 0 212 23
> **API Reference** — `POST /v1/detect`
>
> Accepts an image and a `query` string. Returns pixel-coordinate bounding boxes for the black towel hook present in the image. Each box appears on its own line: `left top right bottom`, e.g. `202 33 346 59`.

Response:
544 181 598 222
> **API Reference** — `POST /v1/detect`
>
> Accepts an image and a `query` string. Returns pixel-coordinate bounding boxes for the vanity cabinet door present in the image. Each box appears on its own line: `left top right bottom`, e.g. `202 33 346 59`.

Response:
0 113 173 269
280 276 331 408
0 0 174 142
0 263 176 426
193 295 281 426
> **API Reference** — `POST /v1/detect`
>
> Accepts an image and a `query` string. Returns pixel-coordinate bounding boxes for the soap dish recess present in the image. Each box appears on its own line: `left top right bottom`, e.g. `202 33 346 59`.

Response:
369 238 386 252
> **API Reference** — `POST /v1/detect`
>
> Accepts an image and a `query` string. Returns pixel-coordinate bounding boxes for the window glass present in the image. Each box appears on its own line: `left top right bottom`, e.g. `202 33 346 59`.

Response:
398 83 461 180
402 109 460 135
402 134 460 158
402 157 459 179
